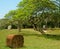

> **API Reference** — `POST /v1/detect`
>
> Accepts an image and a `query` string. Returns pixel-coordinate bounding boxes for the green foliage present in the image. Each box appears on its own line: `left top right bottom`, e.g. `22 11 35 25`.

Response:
5 0 58 24
5 10 16 19
0 19 9 29
4 0 59 32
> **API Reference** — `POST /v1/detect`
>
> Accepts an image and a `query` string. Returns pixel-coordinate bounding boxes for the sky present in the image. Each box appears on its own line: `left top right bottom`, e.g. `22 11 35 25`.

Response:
0 0 21 19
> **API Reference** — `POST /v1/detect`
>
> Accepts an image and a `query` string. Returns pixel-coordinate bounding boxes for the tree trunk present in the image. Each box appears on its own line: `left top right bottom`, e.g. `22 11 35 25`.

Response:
39 28 45 34
17 20 21 32
37 26 45 34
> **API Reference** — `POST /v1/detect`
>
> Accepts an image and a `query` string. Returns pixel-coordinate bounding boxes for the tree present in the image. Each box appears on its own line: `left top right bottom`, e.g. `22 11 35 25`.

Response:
0 19 10 29
4 8 28 32
18 0 57 34
5 0 57 34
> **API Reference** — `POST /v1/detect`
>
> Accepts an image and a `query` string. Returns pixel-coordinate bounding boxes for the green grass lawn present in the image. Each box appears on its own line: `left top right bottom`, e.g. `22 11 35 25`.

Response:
0 29 60 49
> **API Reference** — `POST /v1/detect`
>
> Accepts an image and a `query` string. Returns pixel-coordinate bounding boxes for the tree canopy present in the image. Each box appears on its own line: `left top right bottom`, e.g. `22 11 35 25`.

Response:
4 0 59 33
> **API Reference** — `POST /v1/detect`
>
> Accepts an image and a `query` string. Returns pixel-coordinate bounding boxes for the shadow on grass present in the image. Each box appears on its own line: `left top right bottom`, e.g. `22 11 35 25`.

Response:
6 45 27 49
21 33 40 36
21 33 60 40
42 34 60 40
